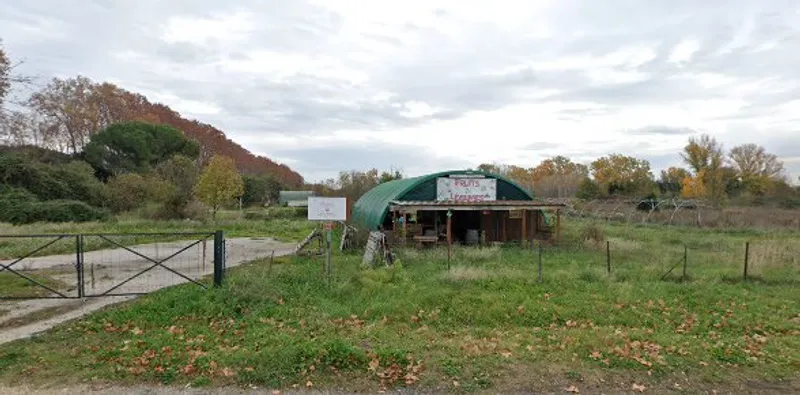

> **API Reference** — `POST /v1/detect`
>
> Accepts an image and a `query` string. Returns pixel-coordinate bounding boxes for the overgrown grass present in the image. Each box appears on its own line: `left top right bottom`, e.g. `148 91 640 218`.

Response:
1 219 798 393
0 208 315 259
0 271 70 298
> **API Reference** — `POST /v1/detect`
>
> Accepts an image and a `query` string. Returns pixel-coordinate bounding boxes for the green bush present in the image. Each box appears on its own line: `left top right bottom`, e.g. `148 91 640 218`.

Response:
0 186 108 225
0 153 108 207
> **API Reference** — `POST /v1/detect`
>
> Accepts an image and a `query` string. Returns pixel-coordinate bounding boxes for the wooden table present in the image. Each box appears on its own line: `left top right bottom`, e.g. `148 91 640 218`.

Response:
413 235 439 248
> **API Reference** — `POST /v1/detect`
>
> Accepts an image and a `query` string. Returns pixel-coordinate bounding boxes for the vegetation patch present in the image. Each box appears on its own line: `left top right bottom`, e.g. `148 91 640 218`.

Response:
0 220 797 393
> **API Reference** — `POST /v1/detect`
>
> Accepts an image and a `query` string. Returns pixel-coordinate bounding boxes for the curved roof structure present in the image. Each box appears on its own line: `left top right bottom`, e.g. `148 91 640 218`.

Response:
350 169 534 230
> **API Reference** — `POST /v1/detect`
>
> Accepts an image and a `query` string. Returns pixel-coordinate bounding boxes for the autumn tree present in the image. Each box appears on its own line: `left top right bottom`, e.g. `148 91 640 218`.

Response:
680 134 727 204
25 76 104 153
0 40 9 107
194 155 244 219
658 167 690 196
728 143 785 195
681 171 707 198
590 154 654 197
531 156 588 198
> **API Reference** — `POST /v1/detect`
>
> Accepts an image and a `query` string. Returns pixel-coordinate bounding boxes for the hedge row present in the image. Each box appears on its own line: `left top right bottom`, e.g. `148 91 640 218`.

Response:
0 187 109 225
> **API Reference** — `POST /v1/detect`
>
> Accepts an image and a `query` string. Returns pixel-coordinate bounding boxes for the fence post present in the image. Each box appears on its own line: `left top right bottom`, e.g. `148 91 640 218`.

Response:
606 241 611 275
213 230 225 287
744 241 750 281
76 234 84 299
537 242 543 283
682 245 688 282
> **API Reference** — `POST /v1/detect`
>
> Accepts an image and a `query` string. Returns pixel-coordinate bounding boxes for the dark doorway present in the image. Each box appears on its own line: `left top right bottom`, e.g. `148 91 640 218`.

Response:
451 211 481 244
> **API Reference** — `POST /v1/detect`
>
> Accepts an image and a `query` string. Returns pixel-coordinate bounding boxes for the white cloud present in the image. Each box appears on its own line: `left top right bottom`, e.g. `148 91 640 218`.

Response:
2 0 800 183
161 10 256 45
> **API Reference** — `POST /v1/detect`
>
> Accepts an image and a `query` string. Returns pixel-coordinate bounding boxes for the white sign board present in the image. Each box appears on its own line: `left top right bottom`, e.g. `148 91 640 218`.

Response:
307 197 348 221
436 177 497 202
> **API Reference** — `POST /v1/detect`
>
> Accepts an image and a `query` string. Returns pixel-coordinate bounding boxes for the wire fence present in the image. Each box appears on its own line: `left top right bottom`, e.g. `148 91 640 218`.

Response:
556 198 800 230
387 238 800 285
0 232 225 299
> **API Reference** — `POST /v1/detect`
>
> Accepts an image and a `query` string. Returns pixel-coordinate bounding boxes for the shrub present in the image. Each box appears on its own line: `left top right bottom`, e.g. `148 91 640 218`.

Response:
0 187 109 224
0 153 108 207
580 223 605 248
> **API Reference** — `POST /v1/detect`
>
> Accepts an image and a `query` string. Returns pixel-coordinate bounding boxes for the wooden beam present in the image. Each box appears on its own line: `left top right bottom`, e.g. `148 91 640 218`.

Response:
388 204 566 212
556 208 561 244
402 210 407 246
502 212 507 242
521 209 527 246
446 212 452 245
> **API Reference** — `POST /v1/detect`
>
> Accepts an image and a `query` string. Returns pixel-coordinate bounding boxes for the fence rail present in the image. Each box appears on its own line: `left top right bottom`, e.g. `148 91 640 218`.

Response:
387 237 800 285
0 231 226 300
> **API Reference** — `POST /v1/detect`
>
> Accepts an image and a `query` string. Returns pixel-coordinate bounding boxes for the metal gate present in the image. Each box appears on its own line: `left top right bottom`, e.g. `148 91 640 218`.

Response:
0 231 225 300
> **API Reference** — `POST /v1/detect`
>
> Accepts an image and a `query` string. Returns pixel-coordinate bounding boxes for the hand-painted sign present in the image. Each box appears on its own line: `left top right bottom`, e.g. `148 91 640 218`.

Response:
436 177 497 202
308 197 348 221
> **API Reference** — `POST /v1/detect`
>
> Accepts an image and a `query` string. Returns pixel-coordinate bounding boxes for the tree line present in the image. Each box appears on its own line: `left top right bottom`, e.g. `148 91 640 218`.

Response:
0 40 304 188
478 134 798 208
0 119 285 224
312 136 798 209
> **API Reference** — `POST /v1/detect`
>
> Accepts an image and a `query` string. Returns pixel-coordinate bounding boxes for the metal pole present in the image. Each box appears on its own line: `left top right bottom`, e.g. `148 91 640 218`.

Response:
537 242 543 283
682 245 688 281
213 230 224 287
326 227 332 280
744 242 749 281
267 250 275 277
76 235 84 299
606 241 611 275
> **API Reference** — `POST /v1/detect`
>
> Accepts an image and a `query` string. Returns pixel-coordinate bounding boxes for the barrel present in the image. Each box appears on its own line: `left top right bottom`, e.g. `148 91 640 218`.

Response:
465 229 480 245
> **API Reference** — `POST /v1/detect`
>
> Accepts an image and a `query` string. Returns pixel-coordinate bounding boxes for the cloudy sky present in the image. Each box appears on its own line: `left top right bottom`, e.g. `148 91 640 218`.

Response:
2 0 800 183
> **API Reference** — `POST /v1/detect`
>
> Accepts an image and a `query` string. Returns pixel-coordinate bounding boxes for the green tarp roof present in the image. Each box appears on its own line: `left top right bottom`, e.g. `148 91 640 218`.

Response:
350 169 534 230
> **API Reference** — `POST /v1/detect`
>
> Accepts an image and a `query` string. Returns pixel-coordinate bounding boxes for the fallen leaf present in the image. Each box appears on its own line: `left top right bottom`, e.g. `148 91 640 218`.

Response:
453 380 460 387
699 361 708 366
131 327 143 335
632 383 646 392
565 385 580 393
272 391 281 395
590 351 601 360
305 380 313 388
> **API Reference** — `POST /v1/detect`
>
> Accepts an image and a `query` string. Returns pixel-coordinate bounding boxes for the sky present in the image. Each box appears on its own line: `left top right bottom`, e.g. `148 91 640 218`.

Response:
2 0 800 184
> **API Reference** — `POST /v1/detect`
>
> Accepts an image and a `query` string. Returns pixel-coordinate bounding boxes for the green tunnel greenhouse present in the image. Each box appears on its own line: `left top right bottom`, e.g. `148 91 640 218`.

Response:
349 169 565 246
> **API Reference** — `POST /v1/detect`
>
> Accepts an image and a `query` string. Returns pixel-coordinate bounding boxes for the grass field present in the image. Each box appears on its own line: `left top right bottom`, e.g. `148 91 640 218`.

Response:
0 208 315 260
0 219 798 393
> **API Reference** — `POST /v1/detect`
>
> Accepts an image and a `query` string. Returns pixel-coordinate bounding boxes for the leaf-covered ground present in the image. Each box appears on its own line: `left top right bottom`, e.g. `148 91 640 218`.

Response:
0 221 798 393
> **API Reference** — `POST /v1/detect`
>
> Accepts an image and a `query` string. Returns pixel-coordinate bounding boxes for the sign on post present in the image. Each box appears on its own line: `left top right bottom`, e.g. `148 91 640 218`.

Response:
436 177 497 202
307 197 348 280
308 197 348 221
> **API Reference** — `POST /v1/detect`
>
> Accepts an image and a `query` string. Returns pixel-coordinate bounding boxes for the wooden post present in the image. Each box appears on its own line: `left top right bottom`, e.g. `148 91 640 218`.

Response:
744 242 749 281
556 209 561 244
446 211 452 245
521 209 527 247
392 210 396 232
402 210 407 246
446 210 452 268
683 245 688 282
502 212 507 242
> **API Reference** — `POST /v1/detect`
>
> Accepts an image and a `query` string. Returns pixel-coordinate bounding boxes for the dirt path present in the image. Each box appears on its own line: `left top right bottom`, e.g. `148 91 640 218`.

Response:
0 237 295 345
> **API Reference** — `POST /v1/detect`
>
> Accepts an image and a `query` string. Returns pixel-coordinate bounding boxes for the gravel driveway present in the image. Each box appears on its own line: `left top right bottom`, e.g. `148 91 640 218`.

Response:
0 236 295 345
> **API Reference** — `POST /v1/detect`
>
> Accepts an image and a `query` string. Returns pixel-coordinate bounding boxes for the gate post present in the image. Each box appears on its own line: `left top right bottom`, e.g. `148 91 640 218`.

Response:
213 231 225 287
76 234 84 299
